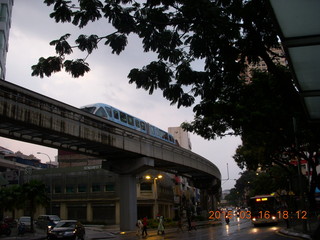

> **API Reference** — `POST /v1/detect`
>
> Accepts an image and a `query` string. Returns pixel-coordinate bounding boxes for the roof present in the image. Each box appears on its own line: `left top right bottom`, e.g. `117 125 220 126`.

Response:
268 0 320 122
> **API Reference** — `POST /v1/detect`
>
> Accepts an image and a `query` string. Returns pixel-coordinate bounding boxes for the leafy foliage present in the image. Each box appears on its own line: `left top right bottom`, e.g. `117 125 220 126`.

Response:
0 180 49 232
34 1 320 185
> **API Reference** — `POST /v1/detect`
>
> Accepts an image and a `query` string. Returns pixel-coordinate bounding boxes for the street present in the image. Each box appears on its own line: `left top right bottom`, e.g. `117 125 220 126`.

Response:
1 218 310 240
86 218 301 240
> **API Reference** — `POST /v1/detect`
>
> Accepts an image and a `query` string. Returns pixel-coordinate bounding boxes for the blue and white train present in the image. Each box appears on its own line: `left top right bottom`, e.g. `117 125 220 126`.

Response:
80 103 176 144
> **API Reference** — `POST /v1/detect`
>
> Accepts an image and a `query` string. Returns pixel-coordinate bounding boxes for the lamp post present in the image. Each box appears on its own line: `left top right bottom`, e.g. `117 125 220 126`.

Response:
37 152 53 215
145 174 163 218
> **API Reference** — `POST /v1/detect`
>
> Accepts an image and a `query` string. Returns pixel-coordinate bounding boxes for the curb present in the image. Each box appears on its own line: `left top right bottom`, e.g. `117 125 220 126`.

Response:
279 229 312 240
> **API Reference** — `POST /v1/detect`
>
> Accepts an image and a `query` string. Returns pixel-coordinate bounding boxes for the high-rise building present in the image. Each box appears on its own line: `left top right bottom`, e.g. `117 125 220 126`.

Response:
0 0 13 79
168 127 192 150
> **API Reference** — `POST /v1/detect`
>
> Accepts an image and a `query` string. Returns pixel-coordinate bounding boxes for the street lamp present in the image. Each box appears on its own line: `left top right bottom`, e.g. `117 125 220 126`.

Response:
144 174 163 218
37 152 53 215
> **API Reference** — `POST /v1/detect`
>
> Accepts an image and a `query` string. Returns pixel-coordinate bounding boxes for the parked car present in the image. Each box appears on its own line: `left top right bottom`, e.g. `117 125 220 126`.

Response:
47 220 85 240
35 215 60 229
17 216 31 232
3 217 17 228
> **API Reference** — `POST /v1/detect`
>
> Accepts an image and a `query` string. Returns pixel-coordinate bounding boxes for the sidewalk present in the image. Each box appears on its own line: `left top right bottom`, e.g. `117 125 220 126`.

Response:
278 218 319 240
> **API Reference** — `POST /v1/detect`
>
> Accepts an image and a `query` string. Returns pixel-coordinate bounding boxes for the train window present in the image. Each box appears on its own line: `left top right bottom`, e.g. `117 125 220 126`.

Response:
156 128 161 137
104 107 112 117
81 106 95 114
141 122 146 130
96 107 108 118
150 126 155 135
113 110 119 119
128 116 134 126
120 112 127 123
164 133 168 140
169 135 174 142
135 119 140 128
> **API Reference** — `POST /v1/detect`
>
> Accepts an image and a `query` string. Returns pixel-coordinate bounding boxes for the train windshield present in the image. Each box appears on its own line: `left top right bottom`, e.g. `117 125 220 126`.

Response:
81 106 96 114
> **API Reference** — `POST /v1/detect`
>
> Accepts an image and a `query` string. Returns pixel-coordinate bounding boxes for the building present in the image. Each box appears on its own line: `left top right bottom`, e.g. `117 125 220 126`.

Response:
168 127 192 150
28 166 174 224
0 0 13 79
0 146 49 185
243 47 287 82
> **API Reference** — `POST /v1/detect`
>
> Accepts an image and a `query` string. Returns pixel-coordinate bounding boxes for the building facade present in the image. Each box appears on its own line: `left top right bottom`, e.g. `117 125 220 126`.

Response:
0 0 13 79
28 166 174 224
168 127 192 150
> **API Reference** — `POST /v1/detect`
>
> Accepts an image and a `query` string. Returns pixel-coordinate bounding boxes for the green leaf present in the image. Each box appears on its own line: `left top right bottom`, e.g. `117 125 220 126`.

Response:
31 56 63 78
49 34 73 55
64 59 90 77
49 1 73 23
105 34 128 54
76 34 99 54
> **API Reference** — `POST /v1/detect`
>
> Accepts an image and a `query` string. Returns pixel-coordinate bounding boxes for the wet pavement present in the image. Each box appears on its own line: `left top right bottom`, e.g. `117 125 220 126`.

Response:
0 218 316 240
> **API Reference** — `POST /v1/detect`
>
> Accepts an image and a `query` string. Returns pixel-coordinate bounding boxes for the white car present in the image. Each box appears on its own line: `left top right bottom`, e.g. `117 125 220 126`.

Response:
18 216 31 232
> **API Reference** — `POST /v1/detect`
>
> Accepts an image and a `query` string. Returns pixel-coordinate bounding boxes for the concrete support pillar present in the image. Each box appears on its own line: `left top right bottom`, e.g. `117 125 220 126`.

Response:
119 174 137 231
87 203 93 222
115 201 120 225
60 203 68 219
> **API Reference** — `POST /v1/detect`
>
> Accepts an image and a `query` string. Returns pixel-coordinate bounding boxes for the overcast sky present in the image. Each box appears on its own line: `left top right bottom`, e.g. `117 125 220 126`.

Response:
1 1 243 190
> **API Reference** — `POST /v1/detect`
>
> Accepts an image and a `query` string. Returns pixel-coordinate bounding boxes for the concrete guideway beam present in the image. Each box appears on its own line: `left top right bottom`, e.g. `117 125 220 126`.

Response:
102 157 154 175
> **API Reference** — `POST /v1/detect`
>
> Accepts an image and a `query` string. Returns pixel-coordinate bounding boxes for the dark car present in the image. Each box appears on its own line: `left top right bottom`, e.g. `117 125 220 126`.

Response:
35 215 60 229
47 220 85 240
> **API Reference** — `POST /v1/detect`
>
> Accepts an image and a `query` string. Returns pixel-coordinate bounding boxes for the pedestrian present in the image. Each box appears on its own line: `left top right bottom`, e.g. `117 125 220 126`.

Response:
136 218 143 236
157 216 165 235
177 216 184 232
141 216 148 237
190 216 197 231
187 215 192 231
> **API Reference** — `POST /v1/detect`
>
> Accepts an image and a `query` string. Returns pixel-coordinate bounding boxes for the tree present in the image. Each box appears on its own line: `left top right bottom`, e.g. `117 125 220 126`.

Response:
33 0 319 204
33 0 282 137
0 185 24 220
20 180 49 232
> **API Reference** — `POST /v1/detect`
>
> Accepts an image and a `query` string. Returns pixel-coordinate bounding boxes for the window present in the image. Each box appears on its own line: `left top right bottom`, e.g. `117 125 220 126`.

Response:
96 107 108 118
120 112 127 123
45 185 51 194
104 107 112 117
128 116 134 126
105 183 115 192
0 31 5 49
54 186 62 193
66 185 75 193
0 4 8 22
113 110 119 119
140 182 152 191
135 119 140 128
81 107 95 114
141 122 146 130
150 126 155 135
78 184 87 193
92 183 101 192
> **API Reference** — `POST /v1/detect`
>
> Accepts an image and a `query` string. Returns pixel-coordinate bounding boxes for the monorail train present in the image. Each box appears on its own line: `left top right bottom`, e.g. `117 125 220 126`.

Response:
80 103 176 144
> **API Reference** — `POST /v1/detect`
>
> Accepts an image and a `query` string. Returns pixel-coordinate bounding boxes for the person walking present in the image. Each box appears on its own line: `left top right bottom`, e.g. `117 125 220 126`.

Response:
136 218 143 236
176 216 184 232
141 216 148 237
190 216 197 231
157 216 165 235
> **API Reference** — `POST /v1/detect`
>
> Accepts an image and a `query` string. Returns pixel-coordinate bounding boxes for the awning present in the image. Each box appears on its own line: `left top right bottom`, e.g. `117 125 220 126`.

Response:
268 0 320 122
